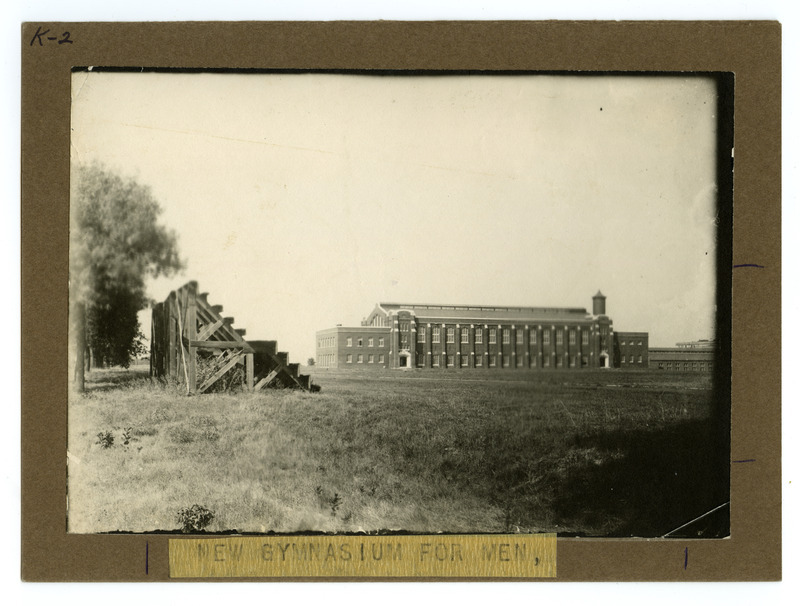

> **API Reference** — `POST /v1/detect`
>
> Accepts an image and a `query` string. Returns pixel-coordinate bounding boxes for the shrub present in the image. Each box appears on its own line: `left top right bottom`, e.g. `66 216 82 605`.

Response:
168 427 196 444
177 504 215 533
96 431 114 449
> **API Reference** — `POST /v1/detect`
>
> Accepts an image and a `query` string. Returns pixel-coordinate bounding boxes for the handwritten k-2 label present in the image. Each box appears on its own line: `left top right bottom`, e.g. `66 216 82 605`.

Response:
169 534 556 578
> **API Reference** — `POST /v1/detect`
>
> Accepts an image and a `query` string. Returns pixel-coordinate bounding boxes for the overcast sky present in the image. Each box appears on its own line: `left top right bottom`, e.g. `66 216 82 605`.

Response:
70 71 720 358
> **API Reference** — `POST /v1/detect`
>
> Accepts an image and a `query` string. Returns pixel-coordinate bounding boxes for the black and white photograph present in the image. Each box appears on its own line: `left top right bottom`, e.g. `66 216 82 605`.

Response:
67 70 731 538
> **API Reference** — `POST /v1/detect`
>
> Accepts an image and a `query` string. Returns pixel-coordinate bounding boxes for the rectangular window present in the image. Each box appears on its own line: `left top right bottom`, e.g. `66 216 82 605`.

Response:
400 321 410 332
629 355 634 363
621 340 626 347
489 355 496 367
516 331 523 345
530 330 537 345
357 354 363 363
638 355 642 363
368 338 374 347
475 356 483 367
347 337 353 347
461 327 469 343
638 341 643 346
379 338 385 347
418 327 426 343
432 327 440 343
582 332 588 345
502 355 510 367
357 338 363 347
446 355 454 367
432 357 440 367
556 330 563 345
446 328 455 343
475 328 483 344
543 356 550 367
489 329 497 344
378 354 385 363
502 329 510 344
569 330 576 345
400 335 409 348
346 354 353 363
543 330 550 345
417 353 424 366
621 357 626 364
368 354 374 363
461 354 469 367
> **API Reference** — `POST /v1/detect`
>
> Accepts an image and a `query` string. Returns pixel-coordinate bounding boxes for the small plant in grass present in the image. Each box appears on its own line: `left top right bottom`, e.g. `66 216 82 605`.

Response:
95 431 114 449
315 486 344 517
330 493 343 518
177 504 215 533
121 427 132 446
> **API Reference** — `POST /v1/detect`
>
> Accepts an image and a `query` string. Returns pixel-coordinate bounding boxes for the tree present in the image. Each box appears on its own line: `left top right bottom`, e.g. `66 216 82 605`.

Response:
307 358 315 366
70 163 183 390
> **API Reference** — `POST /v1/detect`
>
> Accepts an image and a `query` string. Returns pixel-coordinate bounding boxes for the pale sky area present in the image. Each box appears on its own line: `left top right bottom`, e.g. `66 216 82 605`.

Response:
70 71 720 359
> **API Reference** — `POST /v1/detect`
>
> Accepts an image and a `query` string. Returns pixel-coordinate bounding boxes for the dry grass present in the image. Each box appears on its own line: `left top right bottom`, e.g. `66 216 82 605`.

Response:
67 367 725 536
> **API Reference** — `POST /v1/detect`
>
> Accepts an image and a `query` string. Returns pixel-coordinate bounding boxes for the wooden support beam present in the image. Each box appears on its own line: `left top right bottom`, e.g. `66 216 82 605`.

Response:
190 340 254 353
186 281 197 394
245 353 254 392
196 318 225 341
167 292 177 379
254 369 279 391
199 351 245 393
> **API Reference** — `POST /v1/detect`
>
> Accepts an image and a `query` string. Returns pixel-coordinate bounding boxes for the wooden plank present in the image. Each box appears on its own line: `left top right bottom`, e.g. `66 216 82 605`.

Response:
245 353 254 392
195 297 242 342
186 281 197 394
254 369 279 391
199 351 245 393
196 318 225 341
191 340 254 352
167 292 177 379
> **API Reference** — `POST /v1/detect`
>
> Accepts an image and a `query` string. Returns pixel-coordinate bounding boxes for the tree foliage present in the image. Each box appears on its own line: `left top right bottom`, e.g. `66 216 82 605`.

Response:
71 163 183 369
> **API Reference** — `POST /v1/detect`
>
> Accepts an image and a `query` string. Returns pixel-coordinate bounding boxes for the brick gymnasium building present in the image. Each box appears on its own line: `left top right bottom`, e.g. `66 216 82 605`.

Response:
648 340 716 373
316 291 650 371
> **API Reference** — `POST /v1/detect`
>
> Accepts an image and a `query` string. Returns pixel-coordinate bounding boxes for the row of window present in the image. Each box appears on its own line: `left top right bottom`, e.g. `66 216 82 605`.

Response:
420 353 590 368
346 337 385 348
318 337 336 349
620 340 644 347
346 353 386 364
317 353 336 367
656 361 713 371
416 326 592 346
620 355 644 364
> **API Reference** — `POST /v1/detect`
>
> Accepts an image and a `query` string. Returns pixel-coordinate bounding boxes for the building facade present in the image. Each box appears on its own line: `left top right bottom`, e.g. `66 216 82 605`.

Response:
648 340 716 372
614 331 649 369
316 292 645 371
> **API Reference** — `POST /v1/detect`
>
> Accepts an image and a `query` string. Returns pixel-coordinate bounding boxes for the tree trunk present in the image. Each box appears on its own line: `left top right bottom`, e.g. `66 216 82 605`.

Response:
74 302 86 392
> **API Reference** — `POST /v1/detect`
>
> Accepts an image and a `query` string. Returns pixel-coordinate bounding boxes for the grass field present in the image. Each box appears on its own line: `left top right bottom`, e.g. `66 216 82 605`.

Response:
67 367 727 537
